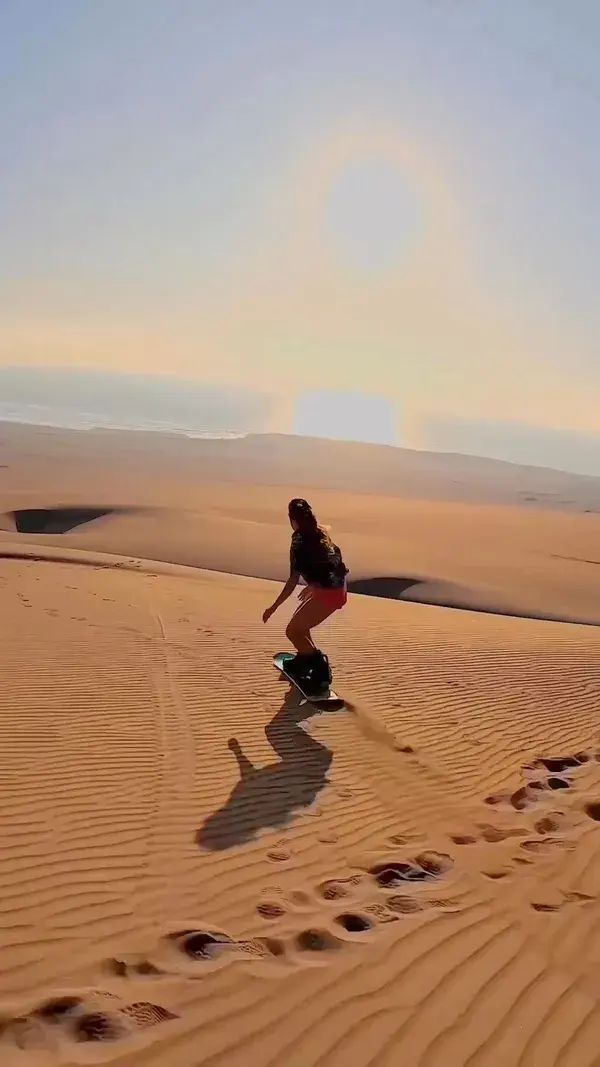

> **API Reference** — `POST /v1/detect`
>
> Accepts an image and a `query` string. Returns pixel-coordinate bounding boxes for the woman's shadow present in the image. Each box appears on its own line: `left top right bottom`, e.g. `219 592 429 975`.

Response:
196 687 334 851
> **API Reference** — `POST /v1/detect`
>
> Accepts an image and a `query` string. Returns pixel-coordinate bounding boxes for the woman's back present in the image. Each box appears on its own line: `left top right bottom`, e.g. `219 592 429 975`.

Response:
291 529 348 589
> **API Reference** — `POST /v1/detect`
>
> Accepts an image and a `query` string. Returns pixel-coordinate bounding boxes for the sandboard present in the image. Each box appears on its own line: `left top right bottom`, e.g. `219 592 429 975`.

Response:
273 652 342 706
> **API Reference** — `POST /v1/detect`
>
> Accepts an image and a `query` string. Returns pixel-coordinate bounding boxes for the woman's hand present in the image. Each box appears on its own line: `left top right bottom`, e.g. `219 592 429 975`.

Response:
298 586 312 603
262 605 275 624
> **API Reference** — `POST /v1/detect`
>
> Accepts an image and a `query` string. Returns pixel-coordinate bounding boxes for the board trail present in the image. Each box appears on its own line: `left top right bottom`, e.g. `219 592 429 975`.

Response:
273 652 343 706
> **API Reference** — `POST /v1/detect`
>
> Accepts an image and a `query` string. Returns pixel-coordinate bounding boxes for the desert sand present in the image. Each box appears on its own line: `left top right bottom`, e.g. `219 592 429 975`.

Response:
2 423 600 1066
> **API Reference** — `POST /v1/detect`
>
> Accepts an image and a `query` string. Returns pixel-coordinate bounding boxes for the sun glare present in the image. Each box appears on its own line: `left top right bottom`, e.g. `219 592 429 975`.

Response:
323 157 423 276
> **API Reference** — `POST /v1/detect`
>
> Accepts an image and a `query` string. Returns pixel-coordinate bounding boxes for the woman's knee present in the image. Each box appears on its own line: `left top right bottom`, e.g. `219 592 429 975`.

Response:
285 620 303 643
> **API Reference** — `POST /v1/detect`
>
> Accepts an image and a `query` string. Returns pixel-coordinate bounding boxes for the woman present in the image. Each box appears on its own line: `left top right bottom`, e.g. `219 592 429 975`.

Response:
262 498 348 691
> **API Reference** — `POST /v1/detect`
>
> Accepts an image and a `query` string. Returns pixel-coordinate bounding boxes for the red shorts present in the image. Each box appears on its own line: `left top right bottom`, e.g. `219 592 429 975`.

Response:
306 584 347 611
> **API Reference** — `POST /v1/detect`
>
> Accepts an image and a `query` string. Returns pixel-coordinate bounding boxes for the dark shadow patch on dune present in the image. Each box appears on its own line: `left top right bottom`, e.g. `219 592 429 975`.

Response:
348 575 600 628
348 577 423 599
10 506 132 534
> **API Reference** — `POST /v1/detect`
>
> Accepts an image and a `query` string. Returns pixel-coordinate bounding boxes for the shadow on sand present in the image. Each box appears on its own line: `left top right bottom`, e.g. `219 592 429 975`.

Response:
348 576 423 599
196 688 334 851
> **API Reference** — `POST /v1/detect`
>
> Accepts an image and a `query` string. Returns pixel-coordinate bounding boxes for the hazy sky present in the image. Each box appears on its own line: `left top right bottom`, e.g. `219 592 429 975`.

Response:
1 0 599 457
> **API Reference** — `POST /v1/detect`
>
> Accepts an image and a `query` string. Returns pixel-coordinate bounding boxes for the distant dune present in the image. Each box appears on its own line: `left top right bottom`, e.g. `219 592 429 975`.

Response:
2 420 600 509
1 422 600 626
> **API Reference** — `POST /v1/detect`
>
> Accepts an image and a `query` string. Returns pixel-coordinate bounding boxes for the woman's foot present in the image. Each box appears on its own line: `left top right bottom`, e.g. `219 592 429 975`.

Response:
285 653 312 680
309 651 332 686
302 652 333 694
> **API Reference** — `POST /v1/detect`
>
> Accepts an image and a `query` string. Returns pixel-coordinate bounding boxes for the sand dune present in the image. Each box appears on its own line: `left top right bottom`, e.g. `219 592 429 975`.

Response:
2 426 600 1066
2 421 600 509
2 489 600 625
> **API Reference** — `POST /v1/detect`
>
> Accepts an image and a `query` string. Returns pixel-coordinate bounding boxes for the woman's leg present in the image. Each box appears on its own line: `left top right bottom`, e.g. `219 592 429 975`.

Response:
286 596 337 655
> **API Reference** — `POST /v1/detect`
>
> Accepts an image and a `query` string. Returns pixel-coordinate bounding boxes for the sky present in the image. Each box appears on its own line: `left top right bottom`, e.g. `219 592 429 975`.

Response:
1 0 599 469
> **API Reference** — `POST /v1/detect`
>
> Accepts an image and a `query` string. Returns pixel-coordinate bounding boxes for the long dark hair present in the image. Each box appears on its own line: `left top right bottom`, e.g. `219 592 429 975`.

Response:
288 498 332 547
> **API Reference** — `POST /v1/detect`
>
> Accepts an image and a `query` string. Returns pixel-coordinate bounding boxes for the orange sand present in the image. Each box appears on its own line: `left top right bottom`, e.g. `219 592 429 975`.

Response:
1 424 600 1066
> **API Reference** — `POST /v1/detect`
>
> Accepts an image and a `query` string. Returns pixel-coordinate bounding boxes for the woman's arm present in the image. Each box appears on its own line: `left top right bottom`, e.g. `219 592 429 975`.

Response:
262 568 300 622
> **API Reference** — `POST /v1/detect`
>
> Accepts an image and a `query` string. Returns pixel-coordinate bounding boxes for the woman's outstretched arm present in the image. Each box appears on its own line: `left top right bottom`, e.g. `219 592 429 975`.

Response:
262 568 300 622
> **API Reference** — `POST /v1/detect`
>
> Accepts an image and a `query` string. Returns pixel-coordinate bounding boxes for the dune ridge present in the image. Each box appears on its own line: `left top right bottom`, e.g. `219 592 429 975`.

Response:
2 425 600 1066
3 499 600 628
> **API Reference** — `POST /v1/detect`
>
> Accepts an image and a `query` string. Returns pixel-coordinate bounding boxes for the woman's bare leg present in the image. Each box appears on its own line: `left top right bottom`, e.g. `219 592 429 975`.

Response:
286 597 337 655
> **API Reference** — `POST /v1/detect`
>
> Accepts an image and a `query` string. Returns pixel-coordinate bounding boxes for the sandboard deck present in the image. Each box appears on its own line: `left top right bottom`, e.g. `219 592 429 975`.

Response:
273 651 343 705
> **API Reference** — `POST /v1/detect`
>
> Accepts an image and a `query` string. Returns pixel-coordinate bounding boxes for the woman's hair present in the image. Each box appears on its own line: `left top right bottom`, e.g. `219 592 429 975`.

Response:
288 498 332 546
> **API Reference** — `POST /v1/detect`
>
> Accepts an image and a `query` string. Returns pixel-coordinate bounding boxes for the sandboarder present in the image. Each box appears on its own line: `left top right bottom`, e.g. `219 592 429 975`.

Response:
262 498 349 693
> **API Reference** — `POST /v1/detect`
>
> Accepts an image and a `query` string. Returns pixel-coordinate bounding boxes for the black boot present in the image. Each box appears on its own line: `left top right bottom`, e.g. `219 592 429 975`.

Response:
305 650 332 694
286 653 312 681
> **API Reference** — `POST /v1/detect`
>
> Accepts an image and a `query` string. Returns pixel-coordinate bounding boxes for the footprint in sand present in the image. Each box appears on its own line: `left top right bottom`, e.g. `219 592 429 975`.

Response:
316 829 339 844
108 928 288 981
108 859 456 989
532 811 570 835
287 912 377 956
481 867 514 880
484 751 591 811
454 809 579 884
529 889 595 913
317 874 365 902
98 837 462 999
255 878 365 922
460 824 575 879
335 913 374 932
485 779 570 811
368 850 453 889
0 991 178 1053
451 816 563 848
453 765 599 891
294 928 341 954
256 901 287 920
528 754 591 774
289 889 313 907
385 895 424 914
451 833 479 845
111 924 327 976
267 847 292 862
258 850 458 930
167 929 277 963
518 835 576 855
362 892 460 923
110 959 164 978
563 890 596 905
451 749 599 872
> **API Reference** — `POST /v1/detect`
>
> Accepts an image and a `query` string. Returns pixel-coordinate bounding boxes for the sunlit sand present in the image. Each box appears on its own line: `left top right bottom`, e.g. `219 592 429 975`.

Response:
1 424 600 1066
